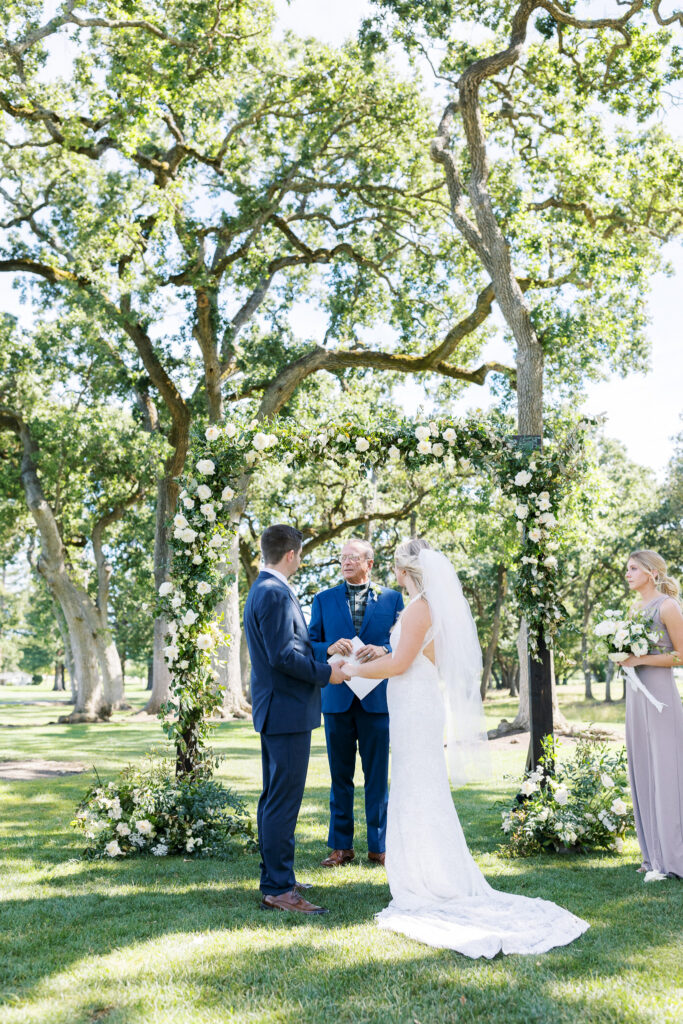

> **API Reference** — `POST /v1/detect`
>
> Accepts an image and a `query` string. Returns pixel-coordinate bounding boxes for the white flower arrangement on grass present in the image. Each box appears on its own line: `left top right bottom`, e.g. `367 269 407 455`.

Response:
72 759 257 861
501 738 634 857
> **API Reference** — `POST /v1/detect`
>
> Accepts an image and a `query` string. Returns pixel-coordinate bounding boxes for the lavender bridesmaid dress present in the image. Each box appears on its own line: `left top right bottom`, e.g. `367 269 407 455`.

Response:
625 594 683 878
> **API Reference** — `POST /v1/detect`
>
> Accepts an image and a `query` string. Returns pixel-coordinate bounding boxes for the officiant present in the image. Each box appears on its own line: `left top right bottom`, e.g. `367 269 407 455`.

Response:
309 539 403 867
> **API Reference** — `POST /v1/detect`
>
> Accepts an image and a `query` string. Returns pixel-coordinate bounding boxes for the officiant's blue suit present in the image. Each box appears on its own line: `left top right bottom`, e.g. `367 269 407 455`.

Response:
309 583 403 854
244 571 331 895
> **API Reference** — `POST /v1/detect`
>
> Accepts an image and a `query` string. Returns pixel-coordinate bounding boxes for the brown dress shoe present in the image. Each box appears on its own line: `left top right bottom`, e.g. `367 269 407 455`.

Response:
367 852 385 865
261 888 328 915
321 848 355 867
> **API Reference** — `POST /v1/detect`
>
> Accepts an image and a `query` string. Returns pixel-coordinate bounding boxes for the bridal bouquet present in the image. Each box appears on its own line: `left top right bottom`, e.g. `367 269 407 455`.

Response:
594 607 666 712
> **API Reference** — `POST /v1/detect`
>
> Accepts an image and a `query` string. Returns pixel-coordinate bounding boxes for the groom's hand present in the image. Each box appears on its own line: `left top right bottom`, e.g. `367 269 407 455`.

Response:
356 644 386 663
327 638 354 656
329 663 346 685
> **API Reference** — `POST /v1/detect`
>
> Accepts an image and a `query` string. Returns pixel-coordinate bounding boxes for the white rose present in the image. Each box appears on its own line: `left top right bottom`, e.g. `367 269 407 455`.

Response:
266 434 278 447
205 425 221 442
221 486 234 502
528 528 542 543
612 836 624 853
417 439 432 455
196 459 215 475
192 554 203 565
173 513 188 529
196 484 212 501
252 432 269 451
613 628 629 647
432 442 445 457
543 556 558 570
442 428 456 444
179 660 189 670
594 620 617 637
136 820 154 836
388 445 400 461
520 779 537 797
414 425 430 442
186 837 196 852
183 609 198 626
208 535 224 549
554 787 569 806
429 421 439 436
245 451 257 466
632 640 648 657
514 470 532 487
197 581 211 596
196 633 214 651
182 497 195 509
116 822 131 837
224 422 237 438
180 527 197 544
600 774 614 788
200 503 216 522
538 807 550 822
539 512 557 527
159 582 173 597
611 798 627 816
164 644 179 662
355 437 370 452
105 840 123 857
515 504 529 520
536 492 552 511
609 652 628 662
171 594 182 609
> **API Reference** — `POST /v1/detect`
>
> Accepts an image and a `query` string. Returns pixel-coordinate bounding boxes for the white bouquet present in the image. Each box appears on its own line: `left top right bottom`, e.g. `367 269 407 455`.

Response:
594 608 665 712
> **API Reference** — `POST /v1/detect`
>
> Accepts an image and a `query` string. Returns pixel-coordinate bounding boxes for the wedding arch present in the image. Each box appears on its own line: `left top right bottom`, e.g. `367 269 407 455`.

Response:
157 413 592 775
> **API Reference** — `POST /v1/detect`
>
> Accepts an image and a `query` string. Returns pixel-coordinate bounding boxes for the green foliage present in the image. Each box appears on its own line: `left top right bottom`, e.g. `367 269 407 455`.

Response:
72 757 257 861
501 737 634 857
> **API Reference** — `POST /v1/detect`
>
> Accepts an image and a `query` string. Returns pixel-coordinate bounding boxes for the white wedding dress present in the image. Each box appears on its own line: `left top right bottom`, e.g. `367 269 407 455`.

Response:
376 617 589 958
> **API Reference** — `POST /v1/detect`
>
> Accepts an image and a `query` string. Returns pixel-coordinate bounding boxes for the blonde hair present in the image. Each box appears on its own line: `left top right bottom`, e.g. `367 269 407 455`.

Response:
394 537 431 591
629 550 680 600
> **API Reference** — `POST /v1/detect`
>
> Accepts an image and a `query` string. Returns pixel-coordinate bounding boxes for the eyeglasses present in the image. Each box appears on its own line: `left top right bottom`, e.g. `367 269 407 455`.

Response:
339 555 366 564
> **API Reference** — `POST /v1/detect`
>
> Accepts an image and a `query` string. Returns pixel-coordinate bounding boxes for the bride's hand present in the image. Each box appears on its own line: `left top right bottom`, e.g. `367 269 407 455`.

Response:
621 655 642 667
338 661 356 680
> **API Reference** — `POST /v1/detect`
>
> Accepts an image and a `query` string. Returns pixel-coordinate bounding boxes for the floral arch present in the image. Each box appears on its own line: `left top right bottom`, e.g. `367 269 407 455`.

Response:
157 414 591 775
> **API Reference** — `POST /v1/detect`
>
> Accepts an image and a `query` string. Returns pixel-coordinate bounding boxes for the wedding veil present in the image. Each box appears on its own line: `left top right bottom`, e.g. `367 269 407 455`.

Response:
418 548 491 787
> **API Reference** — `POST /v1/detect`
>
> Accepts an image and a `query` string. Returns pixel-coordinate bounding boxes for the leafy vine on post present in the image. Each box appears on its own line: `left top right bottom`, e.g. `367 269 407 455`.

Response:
158 414 594 778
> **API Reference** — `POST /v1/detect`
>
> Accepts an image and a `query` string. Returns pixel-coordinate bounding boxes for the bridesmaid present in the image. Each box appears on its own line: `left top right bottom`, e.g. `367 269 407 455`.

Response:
622 550 683 882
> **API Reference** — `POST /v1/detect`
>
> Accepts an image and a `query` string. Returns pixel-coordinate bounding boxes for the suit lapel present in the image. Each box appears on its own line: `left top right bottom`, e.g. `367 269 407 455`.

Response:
333 584 356 635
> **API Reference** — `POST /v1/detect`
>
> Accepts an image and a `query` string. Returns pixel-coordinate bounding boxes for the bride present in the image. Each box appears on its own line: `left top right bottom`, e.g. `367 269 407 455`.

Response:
340 538 588 958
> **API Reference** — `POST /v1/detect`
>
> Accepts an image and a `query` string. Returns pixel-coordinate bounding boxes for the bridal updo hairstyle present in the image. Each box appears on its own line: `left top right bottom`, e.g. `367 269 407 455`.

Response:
394 537 432 592
629 549 680 600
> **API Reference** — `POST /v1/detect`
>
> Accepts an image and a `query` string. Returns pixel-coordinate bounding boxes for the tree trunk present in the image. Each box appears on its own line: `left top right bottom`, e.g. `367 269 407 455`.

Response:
581 572 595 700
92 517 128 709
53 661 65 691
240 626 251 702
0 409 108 721
509 664 519 697
146 659 153 691
604 659 614 702
480 564 507 698
217 533 251 718
145 474 177 713
510 617 530 730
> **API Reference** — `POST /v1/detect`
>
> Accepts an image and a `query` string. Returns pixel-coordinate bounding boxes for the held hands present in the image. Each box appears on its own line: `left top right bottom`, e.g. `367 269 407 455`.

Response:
337 660 356 680
329 663 347 685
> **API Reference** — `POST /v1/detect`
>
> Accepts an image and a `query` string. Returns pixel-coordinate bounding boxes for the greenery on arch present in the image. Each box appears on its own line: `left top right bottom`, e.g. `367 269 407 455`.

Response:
158 413 594 775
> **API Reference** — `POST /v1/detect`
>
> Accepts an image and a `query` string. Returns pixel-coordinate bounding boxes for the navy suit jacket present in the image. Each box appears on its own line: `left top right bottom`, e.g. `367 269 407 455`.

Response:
308 583 403 714
244 571 331 735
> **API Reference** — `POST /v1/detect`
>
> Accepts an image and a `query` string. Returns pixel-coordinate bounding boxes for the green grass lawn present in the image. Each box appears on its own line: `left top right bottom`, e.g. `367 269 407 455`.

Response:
1 678 682 1024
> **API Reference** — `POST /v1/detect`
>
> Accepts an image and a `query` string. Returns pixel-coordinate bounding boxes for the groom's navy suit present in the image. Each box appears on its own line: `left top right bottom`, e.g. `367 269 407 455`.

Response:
309 583 403 854
244 570 331 895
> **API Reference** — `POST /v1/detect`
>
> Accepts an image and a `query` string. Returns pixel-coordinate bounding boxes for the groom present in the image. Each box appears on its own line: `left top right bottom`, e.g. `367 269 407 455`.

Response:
244 524 344 915
309 539 403 866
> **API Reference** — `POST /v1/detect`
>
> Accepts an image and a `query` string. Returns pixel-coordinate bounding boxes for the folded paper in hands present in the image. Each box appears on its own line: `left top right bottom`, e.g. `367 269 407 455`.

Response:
328 635 383 702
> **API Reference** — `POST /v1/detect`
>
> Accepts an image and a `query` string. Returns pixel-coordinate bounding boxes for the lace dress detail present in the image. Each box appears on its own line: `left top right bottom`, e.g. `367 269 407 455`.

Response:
376 619 589 958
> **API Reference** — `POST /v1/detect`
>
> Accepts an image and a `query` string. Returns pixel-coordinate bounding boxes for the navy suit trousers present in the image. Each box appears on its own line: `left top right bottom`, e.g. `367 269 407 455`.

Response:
257 730 311 895
324 697 389 854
